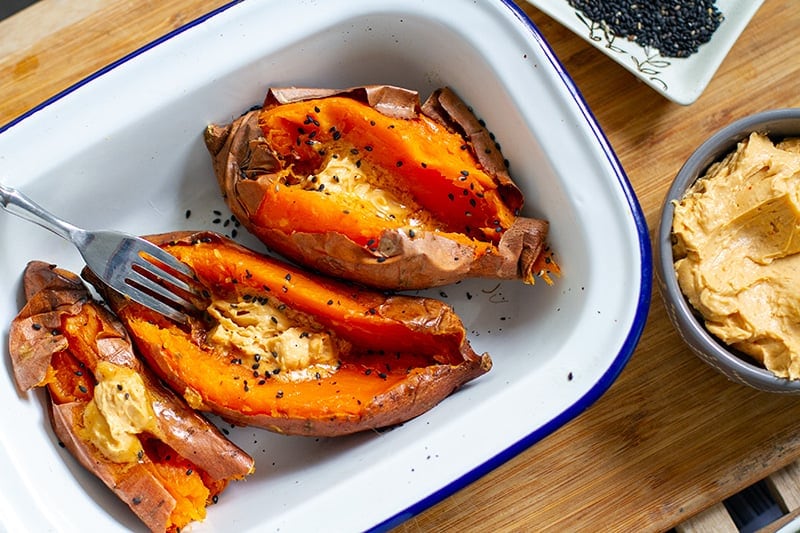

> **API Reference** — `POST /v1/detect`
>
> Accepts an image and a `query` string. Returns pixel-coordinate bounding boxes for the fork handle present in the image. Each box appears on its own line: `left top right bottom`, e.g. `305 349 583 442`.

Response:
0 183 80 242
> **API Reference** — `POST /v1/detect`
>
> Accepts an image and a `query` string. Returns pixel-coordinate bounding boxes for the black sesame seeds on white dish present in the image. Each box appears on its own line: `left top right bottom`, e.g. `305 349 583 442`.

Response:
567 0 724 58
526 0 764 105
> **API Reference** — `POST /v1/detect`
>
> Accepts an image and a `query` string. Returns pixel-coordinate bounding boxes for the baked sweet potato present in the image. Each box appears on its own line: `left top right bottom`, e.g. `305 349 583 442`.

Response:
88 231 491 437
8 261 254 533
204 85 558 290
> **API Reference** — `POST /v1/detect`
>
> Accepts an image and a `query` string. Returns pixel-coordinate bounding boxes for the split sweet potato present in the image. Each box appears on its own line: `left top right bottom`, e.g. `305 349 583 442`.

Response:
8 261 254 533
204 85 558 290
89 231 492 437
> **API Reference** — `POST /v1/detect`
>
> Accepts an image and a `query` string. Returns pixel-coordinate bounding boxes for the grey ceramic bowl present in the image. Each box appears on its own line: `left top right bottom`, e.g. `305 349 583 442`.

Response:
655 108 800 393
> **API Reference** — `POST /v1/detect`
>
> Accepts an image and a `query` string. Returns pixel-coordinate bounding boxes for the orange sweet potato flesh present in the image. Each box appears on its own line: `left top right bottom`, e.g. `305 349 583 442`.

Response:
8 261 254 533
204 85 558 290
89 231 492 437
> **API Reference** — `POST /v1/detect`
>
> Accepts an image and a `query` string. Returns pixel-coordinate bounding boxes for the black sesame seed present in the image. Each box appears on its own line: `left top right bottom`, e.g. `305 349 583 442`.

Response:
567 0 724 58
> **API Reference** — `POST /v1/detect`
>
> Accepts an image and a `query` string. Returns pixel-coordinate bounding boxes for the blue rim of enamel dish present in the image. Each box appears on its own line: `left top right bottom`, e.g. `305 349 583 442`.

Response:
0 0 652 530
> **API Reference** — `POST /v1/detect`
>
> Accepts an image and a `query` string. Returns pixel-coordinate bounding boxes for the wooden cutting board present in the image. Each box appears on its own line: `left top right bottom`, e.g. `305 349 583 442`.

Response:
2 1 800 531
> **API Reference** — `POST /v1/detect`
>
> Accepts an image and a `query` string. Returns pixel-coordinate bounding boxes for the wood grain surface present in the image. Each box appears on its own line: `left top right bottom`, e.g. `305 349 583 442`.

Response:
2 1 799 531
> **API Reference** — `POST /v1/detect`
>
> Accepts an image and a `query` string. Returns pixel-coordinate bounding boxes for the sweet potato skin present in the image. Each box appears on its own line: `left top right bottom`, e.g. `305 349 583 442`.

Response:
91 231 492 437
8 261 254 533
204 85 556 290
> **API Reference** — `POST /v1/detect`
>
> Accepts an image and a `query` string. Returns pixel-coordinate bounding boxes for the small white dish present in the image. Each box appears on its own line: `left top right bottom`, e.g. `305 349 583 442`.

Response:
0 0 650 531
527 0 765 105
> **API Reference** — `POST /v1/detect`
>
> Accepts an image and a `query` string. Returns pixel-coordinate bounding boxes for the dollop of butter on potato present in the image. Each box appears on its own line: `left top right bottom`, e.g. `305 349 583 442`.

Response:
81 361 156 463
207 297 342 382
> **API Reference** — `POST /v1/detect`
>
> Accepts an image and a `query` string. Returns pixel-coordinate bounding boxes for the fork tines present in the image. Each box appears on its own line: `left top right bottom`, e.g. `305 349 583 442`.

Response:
123 247 200 323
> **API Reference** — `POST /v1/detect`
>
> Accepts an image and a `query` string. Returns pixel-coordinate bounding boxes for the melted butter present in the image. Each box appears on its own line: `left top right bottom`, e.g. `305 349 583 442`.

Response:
207 298 342 382
304 152 437 229
81 361 156 463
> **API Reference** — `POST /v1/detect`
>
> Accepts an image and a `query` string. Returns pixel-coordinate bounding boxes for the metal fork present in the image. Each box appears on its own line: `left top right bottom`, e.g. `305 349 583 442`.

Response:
0 183 198 323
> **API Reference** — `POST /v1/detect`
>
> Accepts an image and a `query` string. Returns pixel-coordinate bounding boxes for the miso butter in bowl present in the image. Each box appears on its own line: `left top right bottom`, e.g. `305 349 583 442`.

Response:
656 108 800 393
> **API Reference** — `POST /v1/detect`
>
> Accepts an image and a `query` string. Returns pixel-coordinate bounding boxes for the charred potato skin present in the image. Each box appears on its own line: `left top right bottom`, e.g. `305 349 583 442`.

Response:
91 231 491 437
8 261 254 533
204 85 555 290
